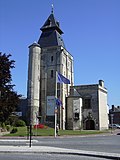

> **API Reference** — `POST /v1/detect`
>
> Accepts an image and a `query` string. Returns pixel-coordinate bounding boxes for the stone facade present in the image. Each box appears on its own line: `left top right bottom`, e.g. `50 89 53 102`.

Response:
27 9 108 130
109 105 120 125
66 97 82 130
40 46 74 129
66 80 108 130
27 11 74 128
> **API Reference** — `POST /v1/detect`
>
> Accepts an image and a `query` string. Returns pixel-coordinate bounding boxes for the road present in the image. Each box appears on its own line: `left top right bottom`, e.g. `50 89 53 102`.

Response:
0 153 109 160
0 133 120 159
0 134 120 154
34 134 120 154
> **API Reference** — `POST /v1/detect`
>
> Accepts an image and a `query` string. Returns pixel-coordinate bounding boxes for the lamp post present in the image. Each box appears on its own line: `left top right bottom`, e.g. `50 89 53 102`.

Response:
28 80 33 147
29 99 32 148
110 114 114 133
54 106 58 138
29 119 32 147
27 97 33 147
35 112 38 136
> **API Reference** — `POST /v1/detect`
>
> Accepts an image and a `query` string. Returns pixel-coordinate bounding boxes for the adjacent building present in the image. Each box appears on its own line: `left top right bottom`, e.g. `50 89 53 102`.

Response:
66 80 108 130
109 105 120 125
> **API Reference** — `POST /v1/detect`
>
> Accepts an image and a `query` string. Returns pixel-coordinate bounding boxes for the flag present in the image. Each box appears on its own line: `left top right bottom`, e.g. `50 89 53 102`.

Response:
57 72 70 84
56 98 62 106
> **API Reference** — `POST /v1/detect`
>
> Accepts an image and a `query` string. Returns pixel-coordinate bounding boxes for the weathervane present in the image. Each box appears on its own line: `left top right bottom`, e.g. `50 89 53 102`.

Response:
51 4 54 14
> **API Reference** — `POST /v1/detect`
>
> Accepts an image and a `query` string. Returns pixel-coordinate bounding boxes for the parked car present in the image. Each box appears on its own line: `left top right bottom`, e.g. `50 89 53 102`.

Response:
109 124 120 129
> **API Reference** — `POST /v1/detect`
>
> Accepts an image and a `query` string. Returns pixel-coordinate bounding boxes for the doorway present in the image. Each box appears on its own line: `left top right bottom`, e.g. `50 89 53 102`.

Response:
86 120 95 130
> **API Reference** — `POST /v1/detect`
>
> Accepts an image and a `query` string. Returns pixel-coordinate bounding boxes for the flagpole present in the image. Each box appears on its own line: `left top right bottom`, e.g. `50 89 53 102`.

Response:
55 72 70 133
55 71 57 137
55 109 57 137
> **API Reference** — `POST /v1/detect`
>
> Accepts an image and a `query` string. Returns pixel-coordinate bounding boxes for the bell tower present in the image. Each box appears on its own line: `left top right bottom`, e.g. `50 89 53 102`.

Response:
38 8 74 129
27 6 74 129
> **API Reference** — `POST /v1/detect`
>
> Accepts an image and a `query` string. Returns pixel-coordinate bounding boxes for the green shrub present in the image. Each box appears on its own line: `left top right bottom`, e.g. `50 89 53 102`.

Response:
15 119 26 127
6 115 18 126
6 125 11 131
10 127 18 133
1 123 6 129
0 123 7 132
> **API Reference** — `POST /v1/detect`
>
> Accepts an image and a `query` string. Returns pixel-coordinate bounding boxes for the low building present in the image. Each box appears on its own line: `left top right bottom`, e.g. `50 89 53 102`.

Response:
66 80 108 130
109 105 120 125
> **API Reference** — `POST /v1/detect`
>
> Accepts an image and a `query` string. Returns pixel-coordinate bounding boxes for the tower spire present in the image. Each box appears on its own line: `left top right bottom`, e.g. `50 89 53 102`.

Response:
51 4 54 14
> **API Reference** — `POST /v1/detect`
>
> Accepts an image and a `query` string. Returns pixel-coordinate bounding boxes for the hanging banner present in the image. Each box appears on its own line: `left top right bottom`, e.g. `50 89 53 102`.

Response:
47 96 56 116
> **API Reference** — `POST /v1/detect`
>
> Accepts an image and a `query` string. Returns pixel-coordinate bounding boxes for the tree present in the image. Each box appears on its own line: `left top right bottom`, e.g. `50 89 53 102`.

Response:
0 52 21 123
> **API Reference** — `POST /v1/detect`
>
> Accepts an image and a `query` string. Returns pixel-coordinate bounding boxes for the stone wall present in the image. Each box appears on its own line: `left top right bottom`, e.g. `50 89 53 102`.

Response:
67 81 108 130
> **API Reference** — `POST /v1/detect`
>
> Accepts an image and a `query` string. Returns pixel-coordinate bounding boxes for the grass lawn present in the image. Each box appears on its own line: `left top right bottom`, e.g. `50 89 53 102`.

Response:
4 126 109 137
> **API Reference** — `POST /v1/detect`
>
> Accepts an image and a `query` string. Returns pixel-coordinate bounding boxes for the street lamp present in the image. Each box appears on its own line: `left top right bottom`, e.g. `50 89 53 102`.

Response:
29 119 32 147
27 97 33 147
110 114 114 133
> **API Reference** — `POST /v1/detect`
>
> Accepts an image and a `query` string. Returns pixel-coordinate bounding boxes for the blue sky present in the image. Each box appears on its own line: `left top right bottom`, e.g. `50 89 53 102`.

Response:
0 0 120 108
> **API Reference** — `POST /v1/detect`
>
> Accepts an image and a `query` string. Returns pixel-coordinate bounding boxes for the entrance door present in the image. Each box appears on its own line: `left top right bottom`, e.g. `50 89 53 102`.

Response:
86 120 95 130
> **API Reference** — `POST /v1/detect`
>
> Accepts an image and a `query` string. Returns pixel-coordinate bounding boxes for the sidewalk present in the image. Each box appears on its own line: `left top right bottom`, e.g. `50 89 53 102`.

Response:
0 145 120 159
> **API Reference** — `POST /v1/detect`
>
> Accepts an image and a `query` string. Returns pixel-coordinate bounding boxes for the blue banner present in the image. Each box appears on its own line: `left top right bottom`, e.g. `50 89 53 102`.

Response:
57 73 70 84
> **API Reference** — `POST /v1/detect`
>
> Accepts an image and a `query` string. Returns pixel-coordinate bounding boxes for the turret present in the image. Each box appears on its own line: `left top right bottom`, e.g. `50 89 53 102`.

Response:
27 42 41 125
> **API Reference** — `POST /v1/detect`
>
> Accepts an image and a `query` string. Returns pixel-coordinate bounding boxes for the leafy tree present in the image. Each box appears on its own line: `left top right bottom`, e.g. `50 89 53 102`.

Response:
0 52 21 123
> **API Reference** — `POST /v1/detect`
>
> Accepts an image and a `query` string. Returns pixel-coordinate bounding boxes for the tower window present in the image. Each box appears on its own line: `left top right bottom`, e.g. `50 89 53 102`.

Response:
74 113 79 120
51 56 53 62
51 70 53 78
83 99 91 109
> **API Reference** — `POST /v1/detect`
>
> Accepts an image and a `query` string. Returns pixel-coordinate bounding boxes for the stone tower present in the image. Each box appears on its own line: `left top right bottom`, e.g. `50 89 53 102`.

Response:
27 8 74 128
27 43 41 125
27 8 108 131
38 9 74 129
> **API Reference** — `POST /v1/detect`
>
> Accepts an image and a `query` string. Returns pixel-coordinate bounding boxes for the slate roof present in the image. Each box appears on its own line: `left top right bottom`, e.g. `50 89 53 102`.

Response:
38 13 65 48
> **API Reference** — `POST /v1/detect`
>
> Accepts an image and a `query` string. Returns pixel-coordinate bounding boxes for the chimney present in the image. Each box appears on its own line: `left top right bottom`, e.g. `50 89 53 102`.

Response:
99 80 104 88
112 105 115 111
